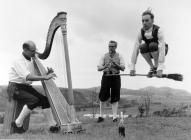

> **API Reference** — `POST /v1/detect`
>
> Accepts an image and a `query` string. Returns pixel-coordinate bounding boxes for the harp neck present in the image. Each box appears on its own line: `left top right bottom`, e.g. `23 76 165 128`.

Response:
38 12 67 60
35 11 74 105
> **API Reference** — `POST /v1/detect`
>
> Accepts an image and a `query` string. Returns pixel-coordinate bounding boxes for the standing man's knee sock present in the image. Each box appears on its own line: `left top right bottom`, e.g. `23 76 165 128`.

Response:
15 104 31 127
99 101 104 117
112 102 118 119
99 101 105 117
42 108 56 126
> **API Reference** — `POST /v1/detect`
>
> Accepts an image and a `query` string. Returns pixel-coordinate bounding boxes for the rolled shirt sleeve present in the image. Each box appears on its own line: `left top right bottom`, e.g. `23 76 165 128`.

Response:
13 61 30 82
157 28 166 70
130 31 142 71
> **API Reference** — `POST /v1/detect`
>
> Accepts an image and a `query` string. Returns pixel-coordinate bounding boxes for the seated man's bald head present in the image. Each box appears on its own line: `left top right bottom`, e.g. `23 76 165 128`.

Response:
23 41 36 51
22 41 37 58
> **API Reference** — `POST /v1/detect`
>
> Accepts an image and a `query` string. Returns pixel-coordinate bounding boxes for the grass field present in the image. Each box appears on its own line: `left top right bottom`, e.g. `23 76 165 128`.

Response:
1 85 191 139
1 109 191 140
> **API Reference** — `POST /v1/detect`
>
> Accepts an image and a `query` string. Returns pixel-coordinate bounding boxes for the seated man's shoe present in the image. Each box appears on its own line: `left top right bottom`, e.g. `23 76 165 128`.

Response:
113 118 118 122
49 124 60 133
11 121 25 134
97 117 104 123
147 67 157 78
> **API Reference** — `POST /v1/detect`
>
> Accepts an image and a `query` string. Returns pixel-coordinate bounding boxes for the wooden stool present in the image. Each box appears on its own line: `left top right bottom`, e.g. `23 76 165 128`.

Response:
3 95 30 135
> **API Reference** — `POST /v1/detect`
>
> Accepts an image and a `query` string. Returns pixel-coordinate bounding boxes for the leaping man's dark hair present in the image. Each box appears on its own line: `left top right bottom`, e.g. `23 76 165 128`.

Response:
142 7 154 19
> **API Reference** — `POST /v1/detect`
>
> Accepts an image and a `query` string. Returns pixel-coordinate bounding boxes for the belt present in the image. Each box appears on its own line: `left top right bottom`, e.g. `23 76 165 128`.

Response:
103 71 120 75
9 82 32 87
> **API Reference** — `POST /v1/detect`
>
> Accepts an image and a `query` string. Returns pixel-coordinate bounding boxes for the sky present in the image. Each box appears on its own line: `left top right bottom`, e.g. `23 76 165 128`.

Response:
0 0 191 92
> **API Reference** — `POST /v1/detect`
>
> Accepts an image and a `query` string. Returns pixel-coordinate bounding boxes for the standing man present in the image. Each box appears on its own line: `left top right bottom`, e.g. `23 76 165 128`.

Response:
97 40 125 122
8 41 59 133
130 10 168 77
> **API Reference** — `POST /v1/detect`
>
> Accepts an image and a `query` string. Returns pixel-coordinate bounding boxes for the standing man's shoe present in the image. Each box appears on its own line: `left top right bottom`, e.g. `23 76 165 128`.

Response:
11 121 25 134
97 117 104 123
113 118 118 122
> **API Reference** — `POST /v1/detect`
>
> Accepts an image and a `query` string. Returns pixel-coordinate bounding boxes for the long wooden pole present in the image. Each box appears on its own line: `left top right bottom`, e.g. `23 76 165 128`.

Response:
60 16 79 123
60 23 74 105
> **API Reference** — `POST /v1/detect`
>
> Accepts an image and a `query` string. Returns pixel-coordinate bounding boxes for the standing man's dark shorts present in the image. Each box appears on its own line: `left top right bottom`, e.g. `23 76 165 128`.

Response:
99 73 121 103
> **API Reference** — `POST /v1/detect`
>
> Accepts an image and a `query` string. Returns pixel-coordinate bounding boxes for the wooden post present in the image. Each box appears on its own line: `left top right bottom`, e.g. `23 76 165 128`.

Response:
3 96 30 135
60 16 79 123
61 23 74 105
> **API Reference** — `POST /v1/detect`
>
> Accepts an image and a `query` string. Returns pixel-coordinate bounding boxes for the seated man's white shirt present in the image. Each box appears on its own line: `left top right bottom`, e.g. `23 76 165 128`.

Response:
9 55 35 84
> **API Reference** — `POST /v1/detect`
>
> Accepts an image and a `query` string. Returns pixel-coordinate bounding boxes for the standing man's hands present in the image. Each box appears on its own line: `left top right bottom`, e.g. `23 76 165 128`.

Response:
104 63 111 69
130 70 136 76
110 59 125 71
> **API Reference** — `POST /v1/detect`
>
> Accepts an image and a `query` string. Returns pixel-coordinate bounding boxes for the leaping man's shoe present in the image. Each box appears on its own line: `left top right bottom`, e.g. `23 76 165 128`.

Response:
147 67 157 78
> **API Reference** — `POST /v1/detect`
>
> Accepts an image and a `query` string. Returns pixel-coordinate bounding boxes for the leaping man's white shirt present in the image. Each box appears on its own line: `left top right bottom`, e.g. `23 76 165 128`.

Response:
130 26 166 71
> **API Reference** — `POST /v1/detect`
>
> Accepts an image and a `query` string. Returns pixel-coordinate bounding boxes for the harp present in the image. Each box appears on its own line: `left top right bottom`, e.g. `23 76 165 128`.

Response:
32 12 82 132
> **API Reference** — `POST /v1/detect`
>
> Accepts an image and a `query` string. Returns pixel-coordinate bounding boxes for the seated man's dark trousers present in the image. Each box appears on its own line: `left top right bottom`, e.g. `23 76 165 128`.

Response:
7 82 50 110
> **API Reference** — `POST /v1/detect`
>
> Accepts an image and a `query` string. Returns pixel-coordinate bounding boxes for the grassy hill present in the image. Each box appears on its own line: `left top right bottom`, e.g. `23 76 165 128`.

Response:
0 85 191 112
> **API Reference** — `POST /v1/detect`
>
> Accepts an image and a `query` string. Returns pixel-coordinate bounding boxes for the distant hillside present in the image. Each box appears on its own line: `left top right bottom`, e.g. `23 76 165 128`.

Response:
0 85 191 112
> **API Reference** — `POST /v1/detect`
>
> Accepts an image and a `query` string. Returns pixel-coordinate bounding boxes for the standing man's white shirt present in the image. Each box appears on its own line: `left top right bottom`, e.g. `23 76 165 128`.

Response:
9 55 35 85
97 53 125 70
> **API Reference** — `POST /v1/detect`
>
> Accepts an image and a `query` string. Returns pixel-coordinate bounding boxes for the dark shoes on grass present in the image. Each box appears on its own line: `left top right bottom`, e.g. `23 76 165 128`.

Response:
97 117 104 123
11 121 25 134
49 124 60 133
97 117 118 123
113 118 118 122
12 121 60 133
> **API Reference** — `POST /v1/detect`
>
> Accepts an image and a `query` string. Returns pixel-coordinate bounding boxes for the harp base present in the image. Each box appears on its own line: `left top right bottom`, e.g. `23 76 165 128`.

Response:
60 122 85 134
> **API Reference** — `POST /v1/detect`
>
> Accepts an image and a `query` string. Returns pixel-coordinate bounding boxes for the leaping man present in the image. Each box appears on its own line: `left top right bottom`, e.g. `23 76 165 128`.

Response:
130 9 168 77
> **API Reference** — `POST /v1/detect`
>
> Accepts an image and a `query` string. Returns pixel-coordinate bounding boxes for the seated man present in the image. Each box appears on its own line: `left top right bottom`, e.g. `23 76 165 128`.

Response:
130 9 168 77
8 41 59 133
97 40 125 122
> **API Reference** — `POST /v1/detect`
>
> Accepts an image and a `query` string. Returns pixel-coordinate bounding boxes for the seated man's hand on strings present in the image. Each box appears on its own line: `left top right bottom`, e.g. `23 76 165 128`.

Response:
46 67 57 80
47 67 54 74
45 72 57 80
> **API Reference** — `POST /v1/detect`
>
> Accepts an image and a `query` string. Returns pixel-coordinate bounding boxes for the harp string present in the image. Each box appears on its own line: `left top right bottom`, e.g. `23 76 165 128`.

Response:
43 29 68 89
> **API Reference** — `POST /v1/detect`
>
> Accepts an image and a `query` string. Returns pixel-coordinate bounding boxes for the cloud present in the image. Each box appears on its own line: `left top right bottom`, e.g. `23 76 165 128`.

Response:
1 0 191 92
44 0 148 41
